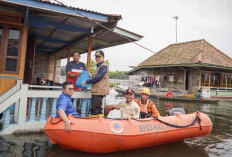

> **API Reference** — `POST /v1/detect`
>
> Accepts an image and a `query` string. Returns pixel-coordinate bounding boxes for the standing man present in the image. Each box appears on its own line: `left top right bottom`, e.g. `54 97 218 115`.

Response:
81 50 109 117
135 88 160 118
66 51 86 91
106 88 140 119
56 81 80 132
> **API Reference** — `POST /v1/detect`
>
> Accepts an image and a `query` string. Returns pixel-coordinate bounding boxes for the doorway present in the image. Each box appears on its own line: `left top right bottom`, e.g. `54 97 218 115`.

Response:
23 34 36 84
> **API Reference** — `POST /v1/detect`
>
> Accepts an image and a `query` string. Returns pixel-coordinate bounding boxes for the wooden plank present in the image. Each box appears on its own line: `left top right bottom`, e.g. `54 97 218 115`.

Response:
0 78 17 95
53 53 57 83
87 36 92 72
0 20 24 26
0 74 19 78
0 11 24 18
19 26 28 80
0 78 6 95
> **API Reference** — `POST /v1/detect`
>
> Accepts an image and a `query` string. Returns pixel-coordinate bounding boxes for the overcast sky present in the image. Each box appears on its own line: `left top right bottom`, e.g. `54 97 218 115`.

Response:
56 0 232 71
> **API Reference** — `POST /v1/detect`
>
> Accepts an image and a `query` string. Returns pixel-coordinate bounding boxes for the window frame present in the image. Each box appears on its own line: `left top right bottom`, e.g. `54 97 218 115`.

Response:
0 23 23 74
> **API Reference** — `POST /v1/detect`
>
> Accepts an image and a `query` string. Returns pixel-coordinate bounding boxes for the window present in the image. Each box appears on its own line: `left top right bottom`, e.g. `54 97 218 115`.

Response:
230 74 232 88
222 74 227 87
201 71 210 86
0 24 22 74
201 72 205 86
201 71 232 88
210 73 214 86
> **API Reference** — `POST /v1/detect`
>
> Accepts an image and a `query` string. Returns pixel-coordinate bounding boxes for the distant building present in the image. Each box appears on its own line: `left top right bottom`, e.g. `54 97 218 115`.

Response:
127 39 232 97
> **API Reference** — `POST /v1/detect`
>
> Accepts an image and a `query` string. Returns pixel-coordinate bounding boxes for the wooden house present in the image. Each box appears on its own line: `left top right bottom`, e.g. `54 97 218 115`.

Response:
127 39 232 98
0 0 142 134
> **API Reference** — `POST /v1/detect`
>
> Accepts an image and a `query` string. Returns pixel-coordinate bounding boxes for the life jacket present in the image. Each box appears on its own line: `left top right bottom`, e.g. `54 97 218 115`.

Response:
134 99 152 114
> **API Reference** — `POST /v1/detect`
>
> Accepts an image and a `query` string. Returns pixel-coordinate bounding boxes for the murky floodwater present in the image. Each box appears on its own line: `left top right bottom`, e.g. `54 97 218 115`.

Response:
0 97 232 156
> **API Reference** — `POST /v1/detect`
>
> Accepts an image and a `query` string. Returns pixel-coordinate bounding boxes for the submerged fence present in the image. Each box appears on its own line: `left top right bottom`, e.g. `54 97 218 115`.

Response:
0 84 91 135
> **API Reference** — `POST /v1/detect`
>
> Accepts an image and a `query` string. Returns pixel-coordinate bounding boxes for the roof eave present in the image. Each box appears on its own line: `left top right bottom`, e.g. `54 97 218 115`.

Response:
128 63 232 74
1 0 110 22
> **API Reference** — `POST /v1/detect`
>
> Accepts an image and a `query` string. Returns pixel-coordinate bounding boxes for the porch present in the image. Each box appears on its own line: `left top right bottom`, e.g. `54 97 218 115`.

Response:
0 81 91 134
0 0 143 135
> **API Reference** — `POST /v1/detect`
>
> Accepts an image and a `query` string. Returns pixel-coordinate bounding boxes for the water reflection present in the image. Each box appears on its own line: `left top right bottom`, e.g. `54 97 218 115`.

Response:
0 99 231 156
44 141 208 157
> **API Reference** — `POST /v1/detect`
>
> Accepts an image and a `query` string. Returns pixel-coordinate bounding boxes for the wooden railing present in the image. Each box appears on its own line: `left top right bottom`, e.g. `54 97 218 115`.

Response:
0 84 91 135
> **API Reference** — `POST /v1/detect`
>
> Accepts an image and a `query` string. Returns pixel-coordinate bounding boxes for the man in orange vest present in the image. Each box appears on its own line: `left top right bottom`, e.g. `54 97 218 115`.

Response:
135 88 160 118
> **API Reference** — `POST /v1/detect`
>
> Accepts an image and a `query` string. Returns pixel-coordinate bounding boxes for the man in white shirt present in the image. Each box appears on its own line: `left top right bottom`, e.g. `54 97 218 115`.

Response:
107 88 140 119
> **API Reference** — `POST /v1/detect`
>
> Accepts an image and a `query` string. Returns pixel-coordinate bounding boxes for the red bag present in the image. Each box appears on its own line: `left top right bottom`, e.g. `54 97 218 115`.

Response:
66 72 81 91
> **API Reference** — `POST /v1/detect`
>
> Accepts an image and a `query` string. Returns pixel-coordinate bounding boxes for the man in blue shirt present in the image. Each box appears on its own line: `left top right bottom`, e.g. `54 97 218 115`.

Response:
56 81 79 132
66 51 86 91
81 50 110 117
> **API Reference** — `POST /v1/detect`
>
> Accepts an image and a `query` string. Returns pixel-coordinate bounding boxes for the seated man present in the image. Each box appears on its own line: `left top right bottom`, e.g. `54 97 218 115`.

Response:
165 89 175 98
56 81 80 132
107 88 140 119
135 88 160 118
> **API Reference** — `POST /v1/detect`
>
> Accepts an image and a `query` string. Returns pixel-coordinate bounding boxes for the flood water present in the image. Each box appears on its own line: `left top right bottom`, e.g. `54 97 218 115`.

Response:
0 97 232 156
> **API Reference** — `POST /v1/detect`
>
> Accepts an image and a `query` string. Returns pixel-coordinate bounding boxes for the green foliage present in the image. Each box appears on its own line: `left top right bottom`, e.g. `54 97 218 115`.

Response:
109 71 129 80
87 59 110 75
85 59 128 80
60 67 66 76
89 59 96 75
110 82 120 87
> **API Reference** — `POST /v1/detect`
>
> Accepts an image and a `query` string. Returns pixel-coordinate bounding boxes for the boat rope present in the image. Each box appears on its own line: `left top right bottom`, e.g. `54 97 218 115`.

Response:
50 114 202 130
50 117 63 124
153 114 202 130
53 0 170 60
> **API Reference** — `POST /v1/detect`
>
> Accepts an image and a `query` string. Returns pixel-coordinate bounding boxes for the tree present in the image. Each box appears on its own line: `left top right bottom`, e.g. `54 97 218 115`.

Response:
60 67 66 76
87 59 110 75
85 59 128 80
109 71 129 80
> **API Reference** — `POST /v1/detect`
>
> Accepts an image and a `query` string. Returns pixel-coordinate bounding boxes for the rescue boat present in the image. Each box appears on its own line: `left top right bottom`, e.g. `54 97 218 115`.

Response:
44 112 212 153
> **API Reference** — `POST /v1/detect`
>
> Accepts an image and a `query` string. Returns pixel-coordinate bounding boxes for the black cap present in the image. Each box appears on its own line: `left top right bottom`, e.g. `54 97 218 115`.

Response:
126 88 134 94
95 50 104 57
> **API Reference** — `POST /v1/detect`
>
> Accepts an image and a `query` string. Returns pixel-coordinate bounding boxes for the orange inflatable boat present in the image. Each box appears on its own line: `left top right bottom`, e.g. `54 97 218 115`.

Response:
44 112 212 153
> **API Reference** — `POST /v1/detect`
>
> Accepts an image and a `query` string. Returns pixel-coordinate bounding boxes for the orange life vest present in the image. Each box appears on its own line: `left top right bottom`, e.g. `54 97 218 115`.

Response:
134 99 152 114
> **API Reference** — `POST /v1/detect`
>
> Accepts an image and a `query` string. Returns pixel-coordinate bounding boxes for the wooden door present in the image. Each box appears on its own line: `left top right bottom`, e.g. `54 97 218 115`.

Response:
23 34 36 84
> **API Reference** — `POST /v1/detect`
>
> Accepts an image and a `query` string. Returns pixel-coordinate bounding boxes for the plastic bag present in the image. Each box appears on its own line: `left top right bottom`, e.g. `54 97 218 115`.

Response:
107 109 121 119
75 70 90 89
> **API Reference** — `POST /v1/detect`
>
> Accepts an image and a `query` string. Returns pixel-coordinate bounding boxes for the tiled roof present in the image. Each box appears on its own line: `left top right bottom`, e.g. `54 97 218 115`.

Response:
36 0 122 19
139 39 232 68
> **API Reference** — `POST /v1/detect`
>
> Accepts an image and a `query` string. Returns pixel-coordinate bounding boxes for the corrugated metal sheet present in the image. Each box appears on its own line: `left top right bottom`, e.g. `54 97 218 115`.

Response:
36 0 122 19
0 0 142 55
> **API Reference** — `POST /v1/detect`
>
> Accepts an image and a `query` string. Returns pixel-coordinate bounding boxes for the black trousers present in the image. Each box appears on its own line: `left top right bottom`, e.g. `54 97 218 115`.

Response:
91 95 104 115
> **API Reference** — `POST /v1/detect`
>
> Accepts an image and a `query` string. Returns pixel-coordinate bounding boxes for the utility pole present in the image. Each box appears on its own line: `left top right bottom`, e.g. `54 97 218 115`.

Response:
172 16 178 43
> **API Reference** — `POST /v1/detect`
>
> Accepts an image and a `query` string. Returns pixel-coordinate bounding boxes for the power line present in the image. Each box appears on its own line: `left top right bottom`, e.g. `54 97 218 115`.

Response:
53 0 170 60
